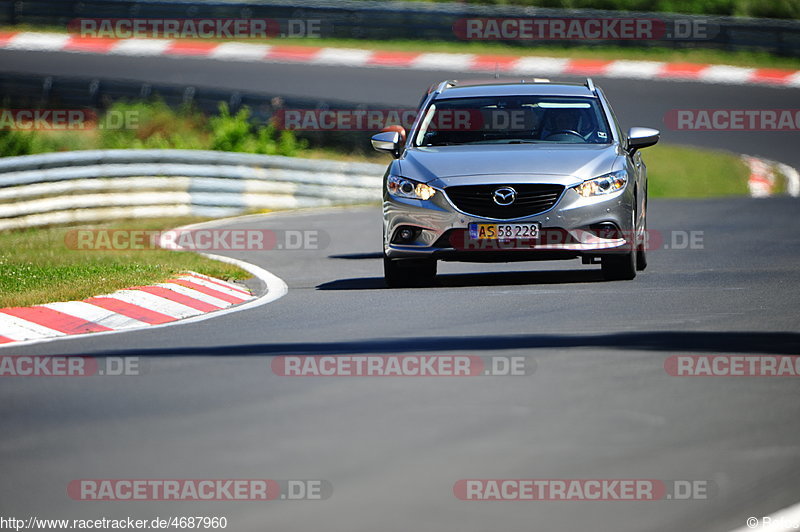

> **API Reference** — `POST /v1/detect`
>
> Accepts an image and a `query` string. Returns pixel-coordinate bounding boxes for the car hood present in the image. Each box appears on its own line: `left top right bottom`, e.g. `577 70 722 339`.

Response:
396 144 623 184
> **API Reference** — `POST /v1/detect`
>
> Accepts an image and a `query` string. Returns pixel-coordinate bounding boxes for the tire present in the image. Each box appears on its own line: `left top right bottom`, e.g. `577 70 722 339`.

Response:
636 238 648 271
637 190 648 271
384 256 437 288
602 251 637 280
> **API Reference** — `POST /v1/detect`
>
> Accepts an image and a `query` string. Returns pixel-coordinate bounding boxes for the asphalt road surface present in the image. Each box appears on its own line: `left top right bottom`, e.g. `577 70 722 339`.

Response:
3 197 800 531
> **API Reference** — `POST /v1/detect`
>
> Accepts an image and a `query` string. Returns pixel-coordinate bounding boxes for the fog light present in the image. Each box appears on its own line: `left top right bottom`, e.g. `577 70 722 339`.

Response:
393 226 421 244
588 222 622 239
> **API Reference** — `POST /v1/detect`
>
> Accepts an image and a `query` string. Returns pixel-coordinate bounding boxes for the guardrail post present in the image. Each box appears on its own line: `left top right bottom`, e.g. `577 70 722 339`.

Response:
89 79 101 107
10 0 20 25
40 76 52 107
183 87 196 107
229 92 242 115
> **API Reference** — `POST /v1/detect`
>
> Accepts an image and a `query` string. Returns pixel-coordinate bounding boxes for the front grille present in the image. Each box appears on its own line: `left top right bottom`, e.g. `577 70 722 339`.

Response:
444 183 565 220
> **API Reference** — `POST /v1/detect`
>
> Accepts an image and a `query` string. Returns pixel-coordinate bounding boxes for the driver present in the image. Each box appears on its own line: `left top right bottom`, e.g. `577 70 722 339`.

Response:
541 108 584 139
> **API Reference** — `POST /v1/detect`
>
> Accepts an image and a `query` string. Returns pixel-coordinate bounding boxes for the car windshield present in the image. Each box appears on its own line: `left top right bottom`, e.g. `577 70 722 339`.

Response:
414 95 612 146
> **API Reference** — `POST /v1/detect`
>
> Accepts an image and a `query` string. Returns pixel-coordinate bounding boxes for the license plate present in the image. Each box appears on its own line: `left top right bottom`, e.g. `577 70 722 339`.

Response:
468 223 540 240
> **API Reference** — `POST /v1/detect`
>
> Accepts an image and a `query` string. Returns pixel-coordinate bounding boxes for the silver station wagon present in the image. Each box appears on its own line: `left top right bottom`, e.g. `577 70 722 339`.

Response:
372 78 660 287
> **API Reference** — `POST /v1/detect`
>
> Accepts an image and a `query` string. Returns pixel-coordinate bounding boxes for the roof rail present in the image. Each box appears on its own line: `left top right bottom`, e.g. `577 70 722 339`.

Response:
435 80 458 93
584 77 596 93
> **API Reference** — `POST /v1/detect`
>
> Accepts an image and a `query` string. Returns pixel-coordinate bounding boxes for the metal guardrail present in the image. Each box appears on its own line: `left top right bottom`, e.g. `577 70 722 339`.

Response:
0 149 385 230
0 149 385 175
1 0 798 55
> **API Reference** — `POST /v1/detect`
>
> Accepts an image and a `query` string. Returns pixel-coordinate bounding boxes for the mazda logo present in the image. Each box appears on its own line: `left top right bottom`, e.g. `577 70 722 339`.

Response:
492 187 517 206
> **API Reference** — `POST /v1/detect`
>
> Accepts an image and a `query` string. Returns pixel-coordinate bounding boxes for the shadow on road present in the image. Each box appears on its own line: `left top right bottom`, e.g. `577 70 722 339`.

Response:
87 331 800 358
317 269 605 290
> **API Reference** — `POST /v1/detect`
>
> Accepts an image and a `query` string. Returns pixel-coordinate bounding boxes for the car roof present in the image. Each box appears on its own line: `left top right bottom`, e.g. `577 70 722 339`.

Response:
432 80 598 99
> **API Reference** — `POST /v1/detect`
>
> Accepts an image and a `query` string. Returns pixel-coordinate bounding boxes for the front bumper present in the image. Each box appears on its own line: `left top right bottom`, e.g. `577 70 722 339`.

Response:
384 182 635 262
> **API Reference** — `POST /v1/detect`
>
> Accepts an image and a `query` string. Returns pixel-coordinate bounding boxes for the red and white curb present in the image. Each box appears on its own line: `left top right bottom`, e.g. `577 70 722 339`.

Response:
2 31 799 88
0 247 288 350
743 156 800 198
0 272 253 346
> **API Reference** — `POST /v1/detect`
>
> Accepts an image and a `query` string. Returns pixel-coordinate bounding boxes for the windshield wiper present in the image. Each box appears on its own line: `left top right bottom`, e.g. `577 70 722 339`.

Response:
468 139 541 144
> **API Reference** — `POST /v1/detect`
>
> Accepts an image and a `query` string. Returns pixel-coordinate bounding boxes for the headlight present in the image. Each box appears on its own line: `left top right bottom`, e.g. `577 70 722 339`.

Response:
574 171 627 198
387 175 436 201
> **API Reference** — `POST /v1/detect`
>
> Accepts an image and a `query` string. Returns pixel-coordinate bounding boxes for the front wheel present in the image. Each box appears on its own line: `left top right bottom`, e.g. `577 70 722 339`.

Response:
636 197 648 271
636 238 648 271
601 251 637 280
384 256 437 288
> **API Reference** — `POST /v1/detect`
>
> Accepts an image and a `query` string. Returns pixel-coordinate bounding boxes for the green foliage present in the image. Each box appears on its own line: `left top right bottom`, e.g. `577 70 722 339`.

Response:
0 99 307 157
98 100 209 150
208 103 252 152
0 130 37 157
209 103 307 156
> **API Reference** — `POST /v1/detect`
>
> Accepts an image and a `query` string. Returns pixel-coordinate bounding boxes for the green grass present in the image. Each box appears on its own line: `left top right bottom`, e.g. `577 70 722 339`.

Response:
4 25 799 70
0 217 250 308
646 143 749 197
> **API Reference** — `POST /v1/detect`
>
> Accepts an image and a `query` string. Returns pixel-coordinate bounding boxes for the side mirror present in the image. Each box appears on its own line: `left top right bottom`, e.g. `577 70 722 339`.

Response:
382 124 407 142
371 131 402 158
627 127 660 150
